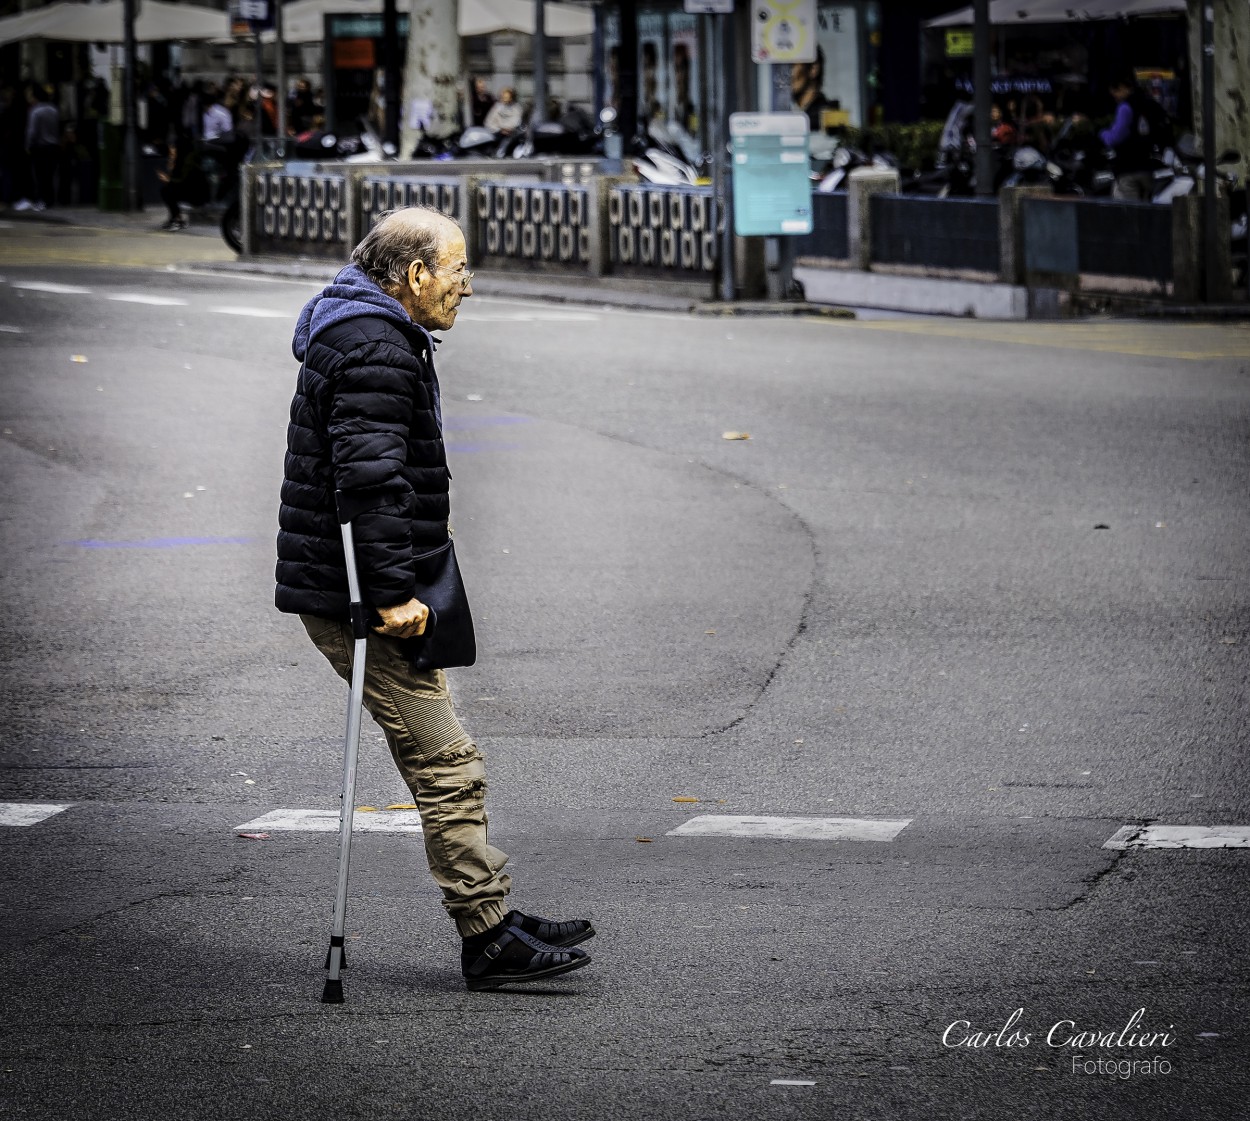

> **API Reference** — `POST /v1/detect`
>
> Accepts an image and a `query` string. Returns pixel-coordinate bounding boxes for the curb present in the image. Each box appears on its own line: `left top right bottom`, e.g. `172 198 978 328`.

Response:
185 257 857 318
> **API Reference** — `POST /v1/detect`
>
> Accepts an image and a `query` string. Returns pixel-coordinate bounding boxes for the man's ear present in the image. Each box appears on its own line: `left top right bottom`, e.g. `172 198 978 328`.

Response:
408 260 424 291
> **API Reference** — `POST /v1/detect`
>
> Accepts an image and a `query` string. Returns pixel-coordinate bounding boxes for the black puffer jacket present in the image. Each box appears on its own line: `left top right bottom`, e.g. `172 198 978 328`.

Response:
276 264 449 620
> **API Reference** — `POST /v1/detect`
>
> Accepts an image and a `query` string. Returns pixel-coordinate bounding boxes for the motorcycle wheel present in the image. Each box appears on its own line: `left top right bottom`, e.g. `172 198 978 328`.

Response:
221 201 242 253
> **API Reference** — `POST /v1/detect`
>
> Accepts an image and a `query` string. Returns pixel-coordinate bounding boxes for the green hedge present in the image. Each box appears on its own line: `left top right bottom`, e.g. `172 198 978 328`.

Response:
837 121 948 172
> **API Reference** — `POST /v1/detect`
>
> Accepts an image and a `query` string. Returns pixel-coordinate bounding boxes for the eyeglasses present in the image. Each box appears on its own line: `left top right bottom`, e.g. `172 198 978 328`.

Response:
428 263 475 291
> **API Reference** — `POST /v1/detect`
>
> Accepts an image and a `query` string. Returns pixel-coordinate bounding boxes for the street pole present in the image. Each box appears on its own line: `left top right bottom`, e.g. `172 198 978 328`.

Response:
253 33 264 148
617 0 638 145
275 0 287 150
718 11 735 302
383 0 399 149
1201 0 1218 301
972 0 993 196
122 0 139 210
532 0 547 126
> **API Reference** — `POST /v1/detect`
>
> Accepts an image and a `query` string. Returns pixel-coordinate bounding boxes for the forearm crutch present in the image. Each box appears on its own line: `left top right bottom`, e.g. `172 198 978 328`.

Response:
322 501 368 1004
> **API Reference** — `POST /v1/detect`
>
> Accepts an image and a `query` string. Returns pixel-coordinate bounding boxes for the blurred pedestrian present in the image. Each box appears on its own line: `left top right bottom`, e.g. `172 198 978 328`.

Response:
222 76 246 127
277 207 596 991
470 77 494 127
288 77 316 134
201 86 232 141
484 87 521 135
156 138 208 230
24 84 60 211
1100 68 1172 201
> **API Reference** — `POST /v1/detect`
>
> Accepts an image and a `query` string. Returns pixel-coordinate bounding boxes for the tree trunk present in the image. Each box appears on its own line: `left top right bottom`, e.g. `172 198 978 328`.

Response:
400 0 461 158
1188 0 1250 182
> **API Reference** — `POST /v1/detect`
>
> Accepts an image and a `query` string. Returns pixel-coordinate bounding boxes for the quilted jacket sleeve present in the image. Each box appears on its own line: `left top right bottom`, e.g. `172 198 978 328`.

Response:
326 335 424 608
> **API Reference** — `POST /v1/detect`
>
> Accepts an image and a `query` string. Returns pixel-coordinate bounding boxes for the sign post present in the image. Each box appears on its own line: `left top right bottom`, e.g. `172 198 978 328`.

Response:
730 111 811 299
233 0 273 148
684 0 735 301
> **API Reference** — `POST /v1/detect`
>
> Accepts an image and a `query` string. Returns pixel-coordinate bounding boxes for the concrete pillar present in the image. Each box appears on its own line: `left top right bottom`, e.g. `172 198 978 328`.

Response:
241 164 259 256
847 167 901 271
1188 0 1250 184
587 177 611 278
999 184 1051 285
344 168 365 251
462 175 482 267
400 0 461 158
1172 191 1232 303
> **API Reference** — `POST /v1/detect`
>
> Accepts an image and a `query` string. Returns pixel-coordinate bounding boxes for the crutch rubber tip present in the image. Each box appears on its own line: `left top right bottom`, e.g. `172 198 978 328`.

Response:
321 979 344 1004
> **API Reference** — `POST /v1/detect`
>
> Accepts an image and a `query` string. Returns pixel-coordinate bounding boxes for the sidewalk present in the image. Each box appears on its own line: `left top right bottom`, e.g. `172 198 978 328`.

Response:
7 204 1244 320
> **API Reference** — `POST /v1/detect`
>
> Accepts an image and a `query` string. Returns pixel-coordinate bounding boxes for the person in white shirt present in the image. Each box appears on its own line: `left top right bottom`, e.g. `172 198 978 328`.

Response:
201 88 233 141
483 87 523 136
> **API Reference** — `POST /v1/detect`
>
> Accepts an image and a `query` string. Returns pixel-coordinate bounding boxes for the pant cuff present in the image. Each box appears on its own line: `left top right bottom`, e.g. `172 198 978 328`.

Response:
456 901 508 938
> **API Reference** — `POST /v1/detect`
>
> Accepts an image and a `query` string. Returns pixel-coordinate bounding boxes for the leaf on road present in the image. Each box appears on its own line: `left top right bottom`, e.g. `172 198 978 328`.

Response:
385 803 418 810
1219 637 1237 645
236 832 269 841
722 431 751 441
355 805 379 812
635 837 654 843
672 796 700 803
71 355 88 363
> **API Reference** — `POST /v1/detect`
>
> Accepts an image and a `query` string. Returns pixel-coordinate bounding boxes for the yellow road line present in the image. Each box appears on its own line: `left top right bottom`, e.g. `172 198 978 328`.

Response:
845 318 1250 361
0 225 234 268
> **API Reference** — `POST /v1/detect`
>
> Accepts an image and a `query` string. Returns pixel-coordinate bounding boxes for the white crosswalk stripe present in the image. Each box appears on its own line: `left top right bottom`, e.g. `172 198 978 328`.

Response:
666 815 912 841
11 281 91 295
236 808 423 833
0 802 72 827
1103 825 1250 850
108 293 188 306
207 306 291 318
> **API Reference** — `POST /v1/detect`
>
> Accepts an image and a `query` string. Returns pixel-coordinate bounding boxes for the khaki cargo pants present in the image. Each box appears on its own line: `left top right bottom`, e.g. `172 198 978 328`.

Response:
300 615 511 937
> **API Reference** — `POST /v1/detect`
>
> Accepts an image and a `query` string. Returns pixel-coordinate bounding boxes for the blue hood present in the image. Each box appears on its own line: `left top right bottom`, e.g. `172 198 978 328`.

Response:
292 263 434 361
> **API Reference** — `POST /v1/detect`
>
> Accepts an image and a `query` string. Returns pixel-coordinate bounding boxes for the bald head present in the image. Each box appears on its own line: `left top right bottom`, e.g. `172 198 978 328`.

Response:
352 206 456 292
351 206 472 332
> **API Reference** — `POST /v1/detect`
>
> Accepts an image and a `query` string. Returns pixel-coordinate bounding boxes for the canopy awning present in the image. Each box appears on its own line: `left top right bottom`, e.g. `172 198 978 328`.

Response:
926 0 1185 26
0 0 230 46
267 0 594 43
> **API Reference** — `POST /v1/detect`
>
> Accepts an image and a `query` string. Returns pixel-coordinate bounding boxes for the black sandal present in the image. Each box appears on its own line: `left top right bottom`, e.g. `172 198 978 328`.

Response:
504 909 596 948
463 925 591 991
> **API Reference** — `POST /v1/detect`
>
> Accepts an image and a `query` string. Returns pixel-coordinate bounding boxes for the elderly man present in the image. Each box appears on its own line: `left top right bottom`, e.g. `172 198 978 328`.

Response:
277 207 594 989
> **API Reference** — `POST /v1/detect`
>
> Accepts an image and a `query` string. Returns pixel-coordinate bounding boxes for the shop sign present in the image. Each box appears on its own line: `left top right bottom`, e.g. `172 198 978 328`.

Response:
945 29 973 58
751 0 817 64
730 111 812 236
684 0 734 12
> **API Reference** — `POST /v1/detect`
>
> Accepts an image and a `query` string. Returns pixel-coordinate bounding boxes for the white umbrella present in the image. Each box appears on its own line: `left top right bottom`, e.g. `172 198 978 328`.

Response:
0 0 229 46
459 0 593 36
266 0 593 43
927 0 1184 25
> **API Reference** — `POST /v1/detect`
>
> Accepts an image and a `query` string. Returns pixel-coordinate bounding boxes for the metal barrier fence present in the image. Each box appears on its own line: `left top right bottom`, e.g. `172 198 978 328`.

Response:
1022 197 1172 284
608 184 716 276
361 175 463 233
475 180 593 272
253 169 348 257
871 195 1000 274
795 192 849 261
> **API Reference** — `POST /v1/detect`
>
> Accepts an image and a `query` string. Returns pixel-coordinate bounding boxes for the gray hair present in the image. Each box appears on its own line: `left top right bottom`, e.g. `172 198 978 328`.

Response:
351 206 452 294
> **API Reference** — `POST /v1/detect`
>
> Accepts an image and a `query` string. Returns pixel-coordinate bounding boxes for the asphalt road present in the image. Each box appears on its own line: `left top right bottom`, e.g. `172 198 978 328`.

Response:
1 225 1248 1121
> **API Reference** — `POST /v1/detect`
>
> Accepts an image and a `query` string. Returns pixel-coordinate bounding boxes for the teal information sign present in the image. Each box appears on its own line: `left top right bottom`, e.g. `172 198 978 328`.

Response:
730 112 812 237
